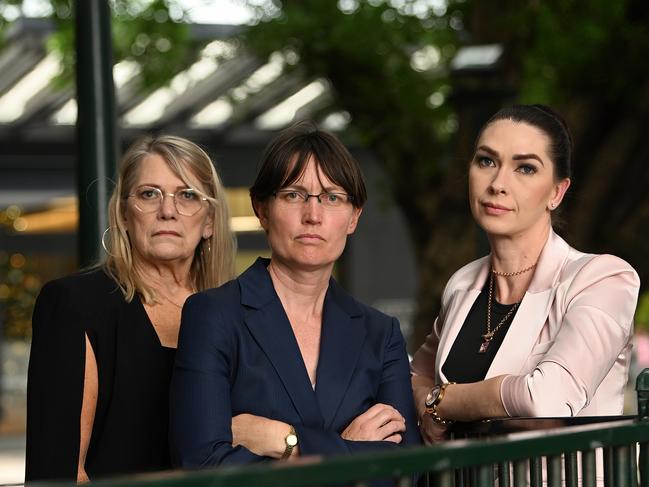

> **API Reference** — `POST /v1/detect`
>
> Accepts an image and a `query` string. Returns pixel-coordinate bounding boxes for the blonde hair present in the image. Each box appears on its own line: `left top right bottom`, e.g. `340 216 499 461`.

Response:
103 135 235 304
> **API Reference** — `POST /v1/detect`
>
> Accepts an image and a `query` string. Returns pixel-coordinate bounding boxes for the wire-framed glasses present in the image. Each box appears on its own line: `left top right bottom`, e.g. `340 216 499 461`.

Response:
128 186 208 216
273 189 354 210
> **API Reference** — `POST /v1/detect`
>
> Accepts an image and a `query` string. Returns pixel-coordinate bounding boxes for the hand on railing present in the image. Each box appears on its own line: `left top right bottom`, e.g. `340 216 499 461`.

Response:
419 413 449 444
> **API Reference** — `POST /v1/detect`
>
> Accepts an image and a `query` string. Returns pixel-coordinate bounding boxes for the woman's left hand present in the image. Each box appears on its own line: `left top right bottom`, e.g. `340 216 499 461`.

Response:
419 413 449 445
232 413 297 459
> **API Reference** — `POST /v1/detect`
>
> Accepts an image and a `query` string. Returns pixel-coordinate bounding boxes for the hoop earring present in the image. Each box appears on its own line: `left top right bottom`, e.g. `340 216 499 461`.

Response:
199 238 211 258
101 227 118 257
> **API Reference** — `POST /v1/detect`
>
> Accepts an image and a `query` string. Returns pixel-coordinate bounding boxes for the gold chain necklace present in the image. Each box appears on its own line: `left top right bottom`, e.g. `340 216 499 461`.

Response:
478 273 520 354
479 261 536 353
154 288 187 309
491 262 537 276
162 295 184 309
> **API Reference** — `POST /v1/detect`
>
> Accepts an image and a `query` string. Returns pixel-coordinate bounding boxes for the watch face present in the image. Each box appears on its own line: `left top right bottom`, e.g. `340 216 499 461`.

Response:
286 434 298 447
425 386 441 408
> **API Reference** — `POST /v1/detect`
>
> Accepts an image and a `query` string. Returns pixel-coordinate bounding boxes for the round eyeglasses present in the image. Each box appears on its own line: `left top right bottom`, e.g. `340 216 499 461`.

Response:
128 186 208 216
272 189 354 209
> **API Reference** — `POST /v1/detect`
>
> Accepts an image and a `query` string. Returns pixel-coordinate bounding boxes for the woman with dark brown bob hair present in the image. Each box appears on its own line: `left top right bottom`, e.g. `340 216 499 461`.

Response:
170 121 420 467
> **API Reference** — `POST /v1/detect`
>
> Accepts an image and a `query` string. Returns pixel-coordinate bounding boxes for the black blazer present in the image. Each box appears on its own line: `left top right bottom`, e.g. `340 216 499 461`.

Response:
170 258 421 466
26 269 175 481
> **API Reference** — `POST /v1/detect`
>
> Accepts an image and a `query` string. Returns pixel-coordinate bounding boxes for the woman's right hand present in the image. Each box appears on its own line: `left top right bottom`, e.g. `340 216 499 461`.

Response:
341 403 406 443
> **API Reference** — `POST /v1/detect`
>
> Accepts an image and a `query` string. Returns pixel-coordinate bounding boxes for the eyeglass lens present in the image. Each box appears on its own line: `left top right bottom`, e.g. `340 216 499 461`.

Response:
130 187 204 216
274 190 351 209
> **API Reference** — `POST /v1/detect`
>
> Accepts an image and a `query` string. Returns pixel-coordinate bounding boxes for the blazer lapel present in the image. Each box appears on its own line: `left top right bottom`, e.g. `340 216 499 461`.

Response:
486 288 554 377
436 290 480 382
240 258 324 426
486 231 571 377
436 258 489 383
315 281 366 429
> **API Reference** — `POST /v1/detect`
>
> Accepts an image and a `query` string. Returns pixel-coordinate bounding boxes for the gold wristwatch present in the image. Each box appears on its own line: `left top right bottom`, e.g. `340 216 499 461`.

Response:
281 425 298 459
424 383 452 424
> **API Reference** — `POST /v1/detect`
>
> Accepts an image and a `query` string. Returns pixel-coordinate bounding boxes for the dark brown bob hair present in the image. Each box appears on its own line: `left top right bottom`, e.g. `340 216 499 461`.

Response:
249 121 367 209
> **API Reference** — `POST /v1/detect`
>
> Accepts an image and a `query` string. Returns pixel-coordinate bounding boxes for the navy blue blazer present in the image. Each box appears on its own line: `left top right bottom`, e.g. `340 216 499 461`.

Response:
169 257 420 467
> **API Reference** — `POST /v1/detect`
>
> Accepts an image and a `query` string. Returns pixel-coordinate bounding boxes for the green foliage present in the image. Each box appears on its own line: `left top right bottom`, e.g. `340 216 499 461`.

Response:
505 0 649 105
241 0 649 342
54 0 193 91
242 1 463 187
110 0 192 90
1 0 193 92
636 291 649 332
0 0 24 48
0 251 41 339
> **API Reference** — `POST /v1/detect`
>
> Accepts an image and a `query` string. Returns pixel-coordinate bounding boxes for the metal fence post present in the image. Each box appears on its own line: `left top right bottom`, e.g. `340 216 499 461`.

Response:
638 368 649 487
75 0 117 268
636 368 649 420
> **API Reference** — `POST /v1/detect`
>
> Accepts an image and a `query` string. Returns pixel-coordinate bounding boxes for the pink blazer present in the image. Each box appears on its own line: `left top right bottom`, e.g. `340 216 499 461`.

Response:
411 231 640 417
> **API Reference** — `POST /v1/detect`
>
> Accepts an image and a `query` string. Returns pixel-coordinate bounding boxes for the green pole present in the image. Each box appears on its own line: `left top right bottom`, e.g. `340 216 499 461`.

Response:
75 0 117 268
636 368 649 420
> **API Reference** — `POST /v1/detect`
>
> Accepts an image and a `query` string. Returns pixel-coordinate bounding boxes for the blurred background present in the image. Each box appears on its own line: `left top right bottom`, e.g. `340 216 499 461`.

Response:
0 0 648 483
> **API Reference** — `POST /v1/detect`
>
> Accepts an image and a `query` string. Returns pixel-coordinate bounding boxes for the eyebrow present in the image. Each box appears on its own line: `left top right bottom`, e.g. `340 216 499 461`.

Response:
137 184 192 190
283 184 344 193
476 145 545 166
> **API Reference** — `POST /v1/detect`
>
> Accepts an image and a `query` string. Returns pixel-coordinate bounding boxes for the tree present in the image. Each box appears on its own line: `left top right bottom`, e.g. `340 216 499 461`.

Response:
240 0 649 347
2 0 646 343
0 0 192 91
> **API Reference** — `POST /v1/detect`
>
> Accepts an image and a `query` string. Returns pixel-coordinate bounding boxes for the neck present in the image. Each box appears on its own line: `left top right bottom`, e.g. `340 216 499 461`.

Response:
488 223 550 275
267 258 331 321
134 257 194 293
487 223 551 304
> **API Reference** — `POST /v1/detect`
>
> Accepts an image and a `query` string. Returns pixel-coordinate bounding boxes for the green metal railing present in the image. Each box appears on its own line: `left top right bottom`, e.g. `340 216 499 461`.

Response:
38 369 649 487
66 419 643 487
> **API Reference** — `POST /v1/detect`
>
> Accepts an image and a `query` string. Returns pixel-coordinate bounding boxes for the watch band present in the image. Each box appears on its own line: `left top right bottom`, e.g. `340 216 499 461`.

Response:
281 425 298 460
425 382 453 424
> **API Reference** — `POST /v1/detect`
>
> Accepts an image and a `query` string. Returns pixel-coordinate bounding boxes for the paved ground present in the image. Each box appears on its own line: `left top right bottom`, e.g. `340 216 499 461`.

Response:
0 340 27 486
0 435 24 486
0 389 26 486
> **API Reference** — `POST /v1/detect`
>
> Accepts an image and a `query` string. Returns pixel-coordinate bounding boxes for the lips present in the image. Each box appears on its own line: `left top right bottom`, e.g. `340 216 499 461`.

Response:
296 233 325 241
153 230 181 237
481 202 512 215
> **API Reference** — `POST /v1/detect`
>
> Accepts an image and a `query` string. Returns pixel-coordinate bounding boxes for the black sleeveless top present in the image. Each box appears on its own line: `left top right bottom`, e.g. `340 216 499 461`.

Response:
26 269 176 481
442 277 519 383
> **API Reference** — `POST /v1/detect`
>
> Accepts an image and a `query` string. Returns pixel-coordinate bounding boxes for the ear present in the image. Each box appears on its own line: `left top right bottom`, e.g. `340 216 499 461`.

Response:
346 207 363 235
548 178 571 210
202 213 214 239
252 198 269 231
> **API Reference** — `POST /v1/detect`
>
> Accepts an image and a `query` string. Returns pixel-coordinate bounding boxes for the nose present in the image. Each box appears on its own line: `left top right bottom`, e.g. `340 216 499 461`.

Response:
302 195 323 224
488 167 508 194
158 193 178 219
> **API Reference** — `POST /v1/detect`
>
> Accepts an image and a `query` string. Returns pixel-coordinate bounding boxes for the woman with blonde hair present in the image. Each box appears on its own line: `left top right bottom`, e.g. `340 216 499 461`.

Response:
26 135 235 482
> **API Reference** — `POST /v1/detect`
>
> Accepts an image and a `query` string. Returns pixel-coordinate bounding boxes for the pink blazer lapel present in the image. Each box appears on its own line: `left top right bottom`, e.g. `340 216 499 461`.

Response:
486 231 572 378
485 288 554 377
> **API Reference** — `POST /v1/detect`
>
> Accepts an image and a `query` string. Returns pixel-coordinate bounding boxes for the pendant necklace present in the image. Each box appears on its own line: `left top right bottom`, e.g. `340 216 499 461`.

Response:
478 261 536 354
